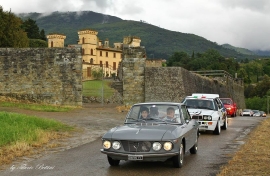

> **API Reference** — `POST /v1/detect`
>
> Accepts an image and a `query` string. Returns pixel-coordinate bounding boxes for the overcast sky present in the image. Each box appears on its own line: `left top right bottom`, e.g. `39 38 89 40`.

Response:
1 0 270 51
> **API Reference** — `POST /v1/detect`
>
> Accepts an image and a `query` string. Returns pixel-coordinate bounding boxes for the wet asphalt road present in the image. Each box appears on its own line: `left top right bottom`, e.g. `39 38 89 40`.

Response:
0 116 266 176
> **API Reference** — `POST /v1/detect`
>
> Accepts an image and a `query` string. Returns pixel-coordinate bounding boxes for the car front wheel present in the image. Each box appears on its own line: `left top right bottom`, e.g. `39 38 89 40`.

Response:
107 156 120 166
173 142 184 168
221 116 228 130
213 120 221 135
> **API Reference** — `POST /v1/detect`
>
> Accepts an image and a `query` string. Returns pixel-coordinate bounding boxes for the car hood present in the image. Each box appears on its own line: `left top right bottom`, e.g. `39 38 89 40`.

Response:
103 124 178 141
187 108 215 116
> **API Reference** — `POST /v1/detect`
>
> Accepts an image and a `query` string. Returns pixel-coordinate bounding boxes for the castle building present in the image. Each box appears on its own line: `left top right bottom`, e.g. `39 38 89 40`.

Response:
47 29 142 80
46 33 66 48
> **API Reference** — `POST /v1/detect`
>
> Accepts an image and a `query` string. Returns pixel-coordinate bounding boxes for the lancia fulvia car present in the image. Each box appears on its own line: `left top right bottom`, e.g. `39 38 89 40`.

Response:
100 102 199 168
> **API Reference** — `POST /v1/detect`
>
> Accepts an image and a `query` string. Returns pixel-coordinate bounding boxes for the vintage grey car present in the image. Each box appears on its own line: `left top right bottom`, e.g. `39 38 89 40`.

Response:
100 102 199 168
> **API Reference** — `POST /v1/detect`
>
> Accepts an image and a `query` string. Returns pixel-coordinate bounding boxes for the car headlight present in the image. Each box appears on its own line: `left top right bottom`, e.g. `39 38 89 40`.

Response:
152 142 162 151
163 142 173 151
103 140 111 149
112 141 121 150
203 115 212 121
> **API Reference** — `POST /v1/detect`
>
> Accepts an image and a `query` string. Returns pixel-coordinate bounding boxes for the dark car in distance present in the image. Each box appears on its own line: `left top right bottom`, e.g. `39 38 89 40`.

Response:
100 102 199 168
220 98 237 117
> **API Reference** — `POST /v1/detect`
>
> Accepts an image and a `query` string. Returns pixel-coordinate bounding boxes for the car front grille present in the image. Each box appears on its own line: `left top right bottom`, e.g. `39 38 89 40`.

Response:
192 115 203 120
122 141 152 152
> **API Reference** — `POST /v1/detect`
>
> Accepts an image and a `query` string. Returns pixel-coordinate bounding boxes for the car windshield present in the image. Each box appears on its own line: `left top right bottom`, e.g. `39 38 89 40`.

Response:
243 109 251 112
221 99 232 105
253 110 259 113
125 104 182 124
183 99 215 110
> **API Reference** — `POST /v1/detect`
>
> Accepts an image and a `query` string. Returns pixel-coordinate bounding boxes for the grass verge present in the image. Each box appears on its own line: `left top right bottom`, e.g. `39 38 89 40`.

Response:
0 96 76 112
0 112 74 166
82 80 115 98
217 117 270 176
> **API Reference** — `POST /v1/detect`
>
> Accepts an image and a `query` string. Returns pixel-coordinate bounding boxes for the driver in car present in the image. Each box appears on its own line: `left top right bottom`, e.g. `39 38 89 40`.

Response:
140 106 150 119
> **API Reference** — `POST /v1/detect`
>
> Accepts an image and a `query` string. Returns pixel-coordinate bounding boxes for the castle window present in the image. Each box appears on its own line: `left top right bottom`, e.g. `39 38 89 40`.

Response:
87 67 91 77
100 61 102 67
82 48 85 55
50 41 53 47
106 61 108 68
113 62 116 70
113 53 116 58
82 37 85 44
90 58 93 64
100 51 102 56
106 52 108 57
91 49 93 55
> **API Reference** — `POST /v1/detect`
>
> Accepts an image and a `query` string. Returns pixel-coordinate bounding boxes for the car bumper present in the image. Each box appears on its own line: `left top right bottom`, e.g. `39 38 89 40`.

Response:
100 149 178 162
196 120 217 131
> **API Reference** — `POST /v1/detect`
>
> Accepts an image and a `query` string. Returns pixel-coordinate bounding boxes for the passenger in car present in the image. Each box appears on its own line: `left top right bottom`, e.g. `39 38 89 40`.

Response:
140 106 150 119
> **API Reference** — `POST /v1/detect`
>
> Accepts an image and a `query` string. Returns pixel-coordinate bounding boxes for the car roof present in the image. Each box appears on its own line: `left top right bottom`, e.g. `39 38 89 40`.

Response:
185 96 214 101
133 102 183 106
191 93 219 98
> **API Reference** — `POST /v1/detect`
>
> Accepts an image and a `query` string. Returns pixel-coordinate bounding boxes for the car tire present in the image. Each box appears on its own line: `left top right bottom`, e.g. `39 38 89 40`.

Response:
107 156 120 166
213 120 221 135
190 134 198 154
221 116 227 130
173 142 184 168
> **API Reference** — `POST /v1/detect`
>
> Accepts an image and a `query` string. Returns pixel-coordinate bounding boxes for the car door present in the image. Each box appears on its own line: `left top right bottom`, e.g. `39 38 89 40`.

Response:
180 105 198 151
214 99 224 123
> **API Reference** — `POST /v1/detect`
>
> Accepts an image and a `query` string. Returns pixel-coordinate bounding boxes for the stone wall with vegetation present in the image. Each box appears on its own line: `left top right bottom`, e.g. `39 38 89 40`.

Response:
0 48 82 106
144 67 245 109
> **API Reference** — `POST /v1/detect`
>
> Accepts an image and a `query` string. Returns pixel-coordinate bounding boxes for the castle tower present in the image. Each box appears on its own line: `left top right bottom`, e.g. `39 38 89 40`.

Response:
78 29 98 63
123 36 141 47
46 33 66 48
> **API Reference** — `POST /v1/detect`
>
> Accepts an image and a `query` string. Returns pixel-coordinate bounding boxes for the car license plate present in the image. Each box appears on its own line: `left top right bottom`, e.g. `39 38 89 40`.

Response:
128 155 143 160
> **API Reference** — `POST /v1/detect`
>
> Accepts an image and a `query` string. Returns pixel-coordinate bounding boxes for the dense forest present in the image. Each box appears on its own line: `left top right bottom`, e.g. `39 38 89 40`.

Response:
1 6 269 112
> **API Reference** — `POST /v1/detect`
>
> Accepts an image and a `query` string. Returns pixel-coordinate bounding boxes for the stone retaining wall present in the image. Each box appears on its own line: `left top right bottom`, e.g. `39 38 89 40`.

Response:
0 48 82 106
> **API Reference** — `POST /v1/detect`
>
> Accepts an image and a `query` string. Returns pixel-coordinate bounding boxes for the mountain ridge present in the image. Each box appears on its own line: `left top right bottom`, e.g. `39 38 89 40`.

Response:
17 10 266 60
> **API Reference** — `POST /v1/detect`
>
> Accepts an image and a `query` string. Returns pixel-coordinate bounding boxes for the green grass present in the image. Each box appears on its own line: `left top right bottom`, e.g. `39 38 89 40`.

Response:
0 112 73 147
83 80 115 98
0 102 75 112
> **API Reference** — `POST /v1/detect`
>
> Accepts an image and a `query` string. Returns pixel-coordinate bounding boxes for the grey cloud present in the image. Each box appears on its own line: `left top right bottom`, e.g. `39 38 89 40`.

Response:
220 0 270 13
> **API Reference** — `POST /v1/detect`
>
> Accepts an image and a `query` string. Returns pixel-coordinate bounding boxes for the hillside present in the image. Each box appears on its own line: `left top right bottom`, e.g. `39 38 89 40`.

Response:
221 44 255 56
18 11 258 60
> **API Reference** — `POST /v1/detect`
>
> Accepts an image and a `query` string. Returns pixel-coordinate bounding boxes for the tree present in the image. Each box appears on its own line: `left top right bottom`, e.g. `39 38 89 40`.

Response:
92 68 103 80
166 51 190 67
40 29 46 41
22 18 41 39
0 6 28 47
